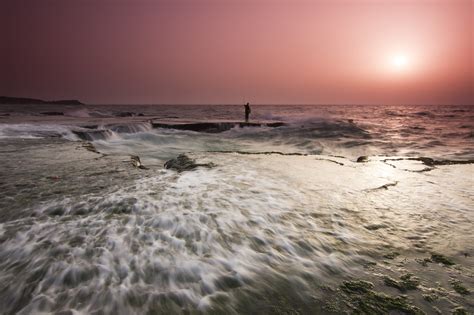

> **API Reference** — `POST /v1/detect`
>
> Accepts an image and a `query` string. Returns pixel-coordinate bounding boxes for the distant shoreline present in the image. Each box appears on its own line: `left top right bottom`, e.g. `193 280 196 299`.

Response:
0 96 84 105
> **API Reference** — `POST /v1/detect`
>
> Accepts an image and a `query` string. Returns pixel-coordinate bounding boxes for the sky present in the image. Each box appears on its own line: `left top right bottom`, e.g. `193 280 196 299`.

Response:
1 0 472 105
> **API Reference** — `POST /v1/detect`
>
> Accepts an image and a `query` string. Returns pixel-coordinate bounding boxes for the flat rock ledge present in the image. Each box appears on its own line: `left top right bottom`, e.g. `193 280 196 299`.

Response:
152 121 285 133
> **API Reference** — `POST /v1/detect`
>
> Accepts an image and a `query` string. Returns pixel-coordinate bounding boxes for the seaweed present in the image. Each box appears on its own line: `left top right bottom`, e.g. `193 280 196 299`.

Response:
422 293 438 302
340 280 424 315
383 251 400 259
451 281 470 295
452 307 468 315
383 274 419 292
431 253 455 266
340 280 374 294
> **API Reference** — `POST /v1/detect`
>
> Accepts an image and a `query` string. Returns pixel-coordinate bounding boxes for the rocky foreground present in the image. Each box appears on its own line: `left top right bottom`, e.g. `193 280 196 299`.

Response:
0 138 472 314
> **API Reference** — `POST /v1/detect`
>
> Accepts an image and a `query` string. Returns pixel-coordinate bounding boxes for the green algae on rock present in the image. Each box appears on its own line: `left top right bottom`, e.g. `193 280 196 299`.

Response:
422 293 438 302
383 273 420 292
383 251 400 259
452 306 468 315
340 280 425 315
451 281 470 295
340 280 374 294
431 253 455 266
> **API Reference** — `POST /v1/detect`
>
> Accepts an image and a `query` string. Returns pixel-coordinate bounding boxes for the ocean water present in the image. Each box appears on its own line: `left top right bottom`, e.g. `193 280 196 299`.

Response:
1 104 473 161
0 104 473 314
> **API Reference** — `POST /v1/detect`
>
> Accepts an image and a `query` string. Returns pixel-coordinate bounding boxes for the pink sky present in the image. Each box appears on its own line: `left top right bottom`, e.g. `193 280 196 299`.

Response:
1 0 472 104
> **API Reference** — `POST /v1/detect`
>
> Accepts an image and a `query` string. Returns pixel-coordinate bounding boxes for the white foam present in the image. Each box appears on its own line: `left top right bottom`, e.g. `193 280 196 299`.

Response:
0 123 78 140
1 153 473 313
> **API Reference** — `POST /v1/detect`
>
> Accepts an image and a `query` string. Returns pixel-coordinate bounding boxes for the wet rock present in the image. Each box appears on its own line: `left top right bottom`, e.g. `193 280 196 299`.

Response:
131 155 148 170
367 182 398 192
81 142 99 154
356 156 369 163
416 258 432 267
152 121 286 133
72 129 115 141
164 154 215 172
117 111 136 117
214 274 242 290
422 293 438 302
340 280 424 314
40 111 64 116
452 307 468 315
431 253 455 266
340 280 374 294
383 251 400 259
45 207 65 216
364 224 387 230
451 281 470 295
383 274 420 292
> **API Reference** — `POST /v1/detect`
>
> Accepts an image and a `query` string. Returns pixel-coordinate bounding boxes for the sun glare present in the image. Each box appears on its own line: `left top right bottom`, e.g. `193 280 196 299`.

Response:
391 54 410 71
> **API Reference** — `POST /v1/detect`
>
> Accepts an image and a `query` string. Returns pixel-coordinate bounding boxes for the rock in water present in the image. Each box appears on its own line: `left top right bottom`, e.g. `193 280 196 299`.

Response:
131 155 148 170
164 154 215 172
40 111 64 116
81 142 99 154
357 156 369 163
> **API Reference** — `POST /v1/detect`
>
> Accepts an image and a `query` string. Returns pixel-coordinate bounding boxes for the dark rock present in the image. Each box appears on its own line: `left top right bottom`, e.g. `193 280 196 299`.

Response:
40 111 64 116
131 155 148 170
45 207 65 216
81 142 99 154
357 156 369 163
340 280 374 294
422 293 438 302
81 125 99 129
383 251 400 259
431 253 455 266
164 154 215 172
214 275 242 290
364 224 387 230
72 129 114 141
152 121 285 133
340 280 425 315
452 307 468 315
117 112 136 117
207 150 307 156
383 274 420 292
366 182 398 192
451 281 470 295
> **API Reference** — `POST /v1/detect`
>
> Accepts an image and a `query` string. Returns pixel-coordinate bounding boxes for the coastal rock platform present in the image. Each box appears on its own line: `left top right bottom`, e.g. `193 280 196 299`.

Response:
151 120 285 133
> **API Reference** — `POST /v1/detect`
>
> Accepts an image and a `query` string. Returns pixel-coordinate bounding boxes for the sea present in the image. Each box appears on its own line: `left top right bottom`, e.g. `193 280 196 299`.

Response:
0 104 473 161
0 104 473 314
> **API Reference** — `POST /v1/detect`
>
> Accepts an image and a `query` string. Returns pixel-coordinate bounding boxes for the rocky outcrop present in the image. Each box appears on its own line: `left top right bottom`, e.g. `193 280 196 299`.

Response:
164 154 215 172
152 121 285 133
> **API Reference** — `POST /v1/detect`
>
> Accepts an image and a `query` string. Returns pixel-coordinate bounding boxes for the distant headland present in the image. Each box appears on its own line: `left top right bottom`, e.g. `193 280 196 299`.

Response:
0 96 84 105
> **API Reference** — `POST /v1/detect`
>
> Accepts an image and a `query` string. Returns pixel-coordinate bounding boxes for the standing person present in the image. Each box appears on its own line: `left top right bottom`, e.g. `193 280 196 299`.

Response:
244 102 251 122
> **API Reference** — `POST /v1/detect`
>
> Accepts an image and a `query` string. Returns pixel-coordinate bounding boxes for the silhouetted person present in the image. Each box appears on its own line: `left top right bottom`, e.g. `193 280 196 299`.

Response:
244 102 251 122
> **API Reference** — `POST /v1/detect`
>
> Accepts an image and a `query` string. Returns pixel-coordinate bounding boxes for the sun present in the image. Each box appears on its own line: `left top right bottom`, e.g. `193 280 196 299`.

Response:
391 54 410 71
